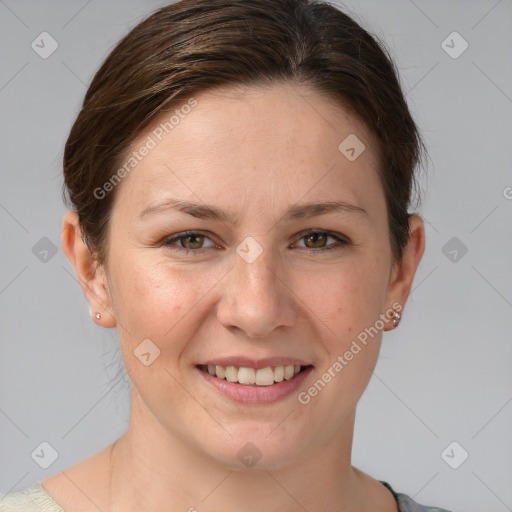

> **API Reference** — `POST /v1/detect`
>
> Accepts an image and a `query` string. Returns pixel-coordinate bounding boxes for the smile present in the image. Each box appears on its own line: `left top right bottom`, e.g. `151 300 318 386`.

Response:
196 363 314 404
197 364 309 386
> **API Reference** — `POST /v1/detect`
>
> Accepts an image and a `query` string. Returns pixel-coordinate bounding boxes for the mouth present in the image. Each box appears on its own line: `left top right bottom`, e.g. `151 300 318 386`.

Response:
197 363 312 386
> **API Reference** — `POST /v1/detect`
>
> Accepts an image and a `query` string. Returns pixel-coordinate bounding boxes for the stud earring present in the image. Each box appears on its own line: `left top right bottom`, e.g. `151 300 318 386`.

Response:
95 312 102 320
391 310 401 328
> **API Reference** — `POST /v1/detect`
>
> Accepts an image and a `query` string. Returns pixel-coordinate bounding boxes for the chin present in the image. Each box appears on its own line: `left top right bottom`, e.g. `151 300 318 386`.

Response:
199 428 305 472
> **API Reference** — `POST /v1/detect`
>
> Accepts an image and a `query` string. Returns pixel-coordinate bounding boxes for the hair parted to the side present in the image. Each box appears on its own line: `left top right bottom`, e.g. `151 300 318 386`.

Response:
62 0 426 267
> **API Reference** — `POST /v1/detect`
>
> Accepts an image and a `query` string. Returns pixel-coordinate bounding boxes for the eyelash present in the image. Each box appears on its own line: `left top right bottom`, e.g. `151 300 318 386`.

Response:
161 229 351 255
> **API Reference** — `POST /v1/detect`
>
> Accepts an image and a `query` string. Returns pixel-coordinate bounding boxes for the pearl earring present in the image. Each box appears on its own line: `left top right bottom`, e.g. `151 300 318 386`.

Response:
391 310 401 328
95 312 102 320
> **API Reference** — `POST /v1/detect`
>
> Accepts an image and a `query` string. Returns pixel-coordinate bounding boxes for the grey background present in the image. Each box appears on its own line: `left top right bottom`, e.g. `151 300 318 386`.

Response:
1 1 511 511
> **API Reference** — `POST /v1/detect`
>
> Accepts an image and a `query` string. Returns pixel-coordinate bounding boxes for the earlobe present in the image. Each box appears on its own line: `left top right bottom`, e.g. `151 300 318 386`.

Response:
61 210 117 328
384 214 426 331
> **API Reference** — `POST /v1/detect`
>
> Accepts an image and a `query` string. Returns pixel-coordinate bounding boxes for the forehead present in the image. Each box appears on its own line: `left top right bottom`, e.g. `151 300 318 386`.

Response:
112 82 384 221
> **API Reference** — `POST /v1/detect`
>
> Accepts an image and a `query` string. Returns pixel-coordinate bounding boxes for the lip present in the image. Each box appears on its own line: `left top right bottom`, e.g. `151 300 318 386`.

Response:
198 356 311 369
196 364 314 404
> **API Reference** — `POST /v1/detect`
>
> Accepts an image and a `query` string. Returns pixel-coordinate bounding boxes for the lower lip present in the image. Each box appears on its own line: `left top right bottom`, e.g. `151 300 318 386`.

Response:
196 366 314 404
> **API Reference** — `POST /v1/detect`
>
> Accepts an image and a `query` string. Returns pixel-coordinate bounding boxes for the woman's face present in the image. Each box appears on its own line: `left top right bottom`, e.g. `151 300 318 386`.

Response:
95 83 413 469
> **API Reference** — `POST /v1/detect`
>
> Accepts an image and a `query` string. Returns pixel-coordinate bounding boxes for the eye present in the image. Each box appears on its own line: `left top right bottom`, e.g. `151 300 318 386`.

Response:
162 231 217 253
293 229 351 253
161 229 351 255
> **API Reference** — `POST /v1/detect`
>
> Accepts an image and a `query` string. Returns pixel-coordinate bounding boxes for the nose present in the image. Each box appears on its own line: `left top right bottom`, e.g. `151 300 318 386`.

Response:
216 244 297 339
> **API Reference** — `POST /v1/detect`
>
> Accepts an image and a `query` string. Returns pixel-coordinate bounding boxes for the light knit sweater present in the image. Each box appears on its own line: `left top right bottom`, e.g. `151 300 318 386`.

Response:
0 480 452 511
0 482 63 512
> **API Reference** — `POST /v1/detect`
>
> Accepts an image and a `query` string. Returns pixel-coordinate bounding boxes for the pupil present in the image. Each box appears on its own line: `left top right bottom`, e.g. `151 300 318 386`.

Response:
307 232 325 248
186 234 202 248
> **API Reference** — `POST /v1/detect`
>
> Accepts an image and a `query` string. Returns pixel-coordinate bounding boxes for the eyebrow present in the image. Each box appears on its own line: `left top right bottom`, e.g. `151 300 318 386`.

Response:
137 198 368 224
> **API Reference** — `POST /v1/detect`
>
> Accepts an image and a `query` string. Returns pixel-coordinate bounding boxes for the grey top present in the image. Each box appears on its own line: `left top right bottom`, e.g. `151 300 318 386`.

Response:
380 481 453 511
0 480 452 511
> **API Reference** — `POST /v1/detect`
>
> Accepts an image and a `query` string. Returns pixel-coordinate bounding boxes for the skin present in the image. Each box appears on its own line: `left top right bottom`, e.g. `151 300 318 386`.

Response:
47 82 424 512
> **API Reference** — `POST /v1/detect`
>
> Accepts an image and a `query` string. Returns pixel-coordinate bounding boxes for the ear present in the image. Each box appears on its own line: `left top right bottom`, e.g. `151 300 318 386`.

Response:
384 214 425 330
61 210 117 328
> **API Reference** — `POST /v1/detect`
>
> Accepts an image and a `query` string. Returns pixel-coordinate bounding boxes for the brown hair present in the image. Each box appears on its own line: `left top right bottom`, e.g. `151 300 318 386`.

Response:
62 0 426 266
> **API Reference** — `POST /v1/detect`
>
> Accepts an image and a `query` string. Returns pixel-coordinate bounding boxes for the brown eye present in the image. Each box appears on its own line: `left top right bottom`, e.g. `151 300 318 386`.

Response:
180 233 205 249
163 231 216 252
303 232 328 249
295 230 350 253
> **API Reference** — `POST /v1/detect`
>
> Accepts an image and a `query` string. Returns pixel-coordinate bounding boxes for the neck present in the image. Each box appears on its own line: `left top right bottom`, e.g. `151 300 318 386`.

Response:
107 393 370 512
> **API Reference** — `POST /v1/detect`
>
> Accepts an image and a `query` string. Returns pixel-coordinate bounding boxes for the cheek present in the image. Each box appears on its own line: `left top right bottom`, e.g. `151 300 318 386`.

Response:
305 266 386 408
109 254 208 345
313 257 388 330
305 255 389 388
109 260 208 403
116 268 180 331
108 250 234 370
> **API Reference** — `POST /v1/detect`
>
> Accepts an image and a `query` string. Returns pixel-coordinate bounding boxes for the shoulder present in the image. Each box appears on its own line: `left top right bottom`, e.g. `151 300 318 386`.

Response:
380 481 453 512
395 492 453 512
0 482 64 512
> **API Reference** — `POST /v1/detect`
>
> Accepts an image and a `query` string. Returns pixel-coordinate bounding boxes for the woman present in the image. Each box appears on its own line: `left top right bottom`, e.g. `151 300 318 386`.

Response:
0 0 452 510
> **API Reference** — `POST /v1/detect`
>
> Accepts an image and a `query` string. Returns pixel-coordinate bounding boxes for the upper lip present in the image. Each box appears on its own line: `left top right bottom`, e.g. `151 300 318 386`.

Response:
198 357 312 369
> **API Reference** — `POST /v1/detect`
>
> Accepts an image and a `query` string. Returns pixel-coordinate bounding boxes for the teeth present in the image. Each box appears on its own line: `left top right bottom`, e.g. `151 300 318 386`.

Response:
255 367 274 386
215 365 226 379
284 365 295 380
238 367 256 385
274 365 284 382
202 364 304 386
225 366 238 383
